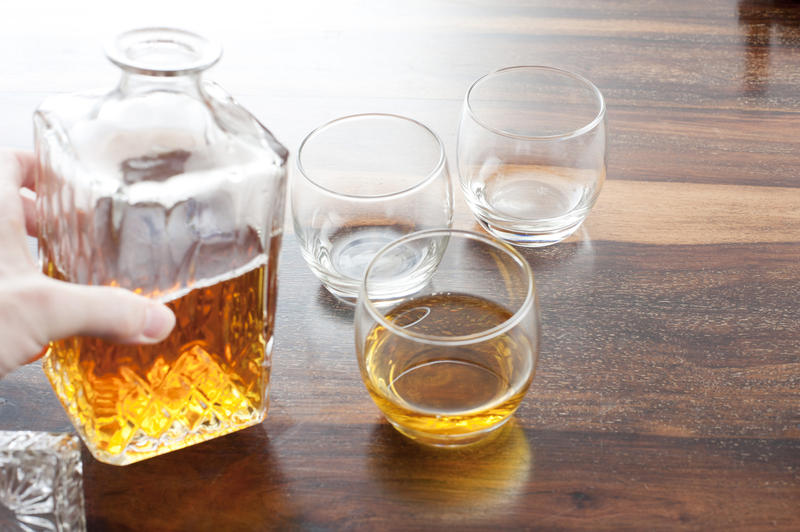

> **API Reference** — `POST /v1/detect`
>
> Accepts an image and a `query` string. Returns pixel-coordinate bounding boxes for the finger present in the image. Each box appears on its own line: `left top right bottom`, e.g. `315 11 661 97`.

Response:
39 278 176 344
0 149 36 189
21 187 37 236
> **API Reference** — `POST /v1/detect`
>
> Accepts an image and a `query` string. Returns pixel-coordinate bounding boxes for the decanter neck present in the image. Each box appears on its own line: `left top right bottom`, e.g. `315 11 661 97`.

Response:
117 72 204 97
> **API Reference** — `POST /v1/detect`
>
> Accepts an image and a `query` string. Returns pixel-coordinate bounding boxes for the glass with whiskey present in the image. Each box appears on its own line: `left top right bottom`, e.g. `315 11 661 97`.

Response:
355 229 539 446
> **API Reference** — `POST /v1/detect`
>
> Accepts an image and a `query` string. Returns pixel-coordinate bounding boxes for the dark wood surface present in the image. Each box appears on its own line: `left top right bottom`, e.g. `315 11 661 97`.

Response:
2 1 799 530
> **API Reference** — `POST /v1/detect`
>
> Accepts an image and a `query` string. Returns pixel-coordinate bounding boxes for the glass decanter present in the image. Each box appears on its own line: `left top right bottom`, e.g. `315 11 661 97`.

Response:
34 28 288 465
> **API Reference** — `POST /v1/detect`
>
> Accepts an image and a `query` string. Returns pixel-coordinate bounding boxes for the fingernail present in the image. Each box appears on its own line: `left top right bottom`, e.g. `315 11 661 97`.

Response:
142 303 176 341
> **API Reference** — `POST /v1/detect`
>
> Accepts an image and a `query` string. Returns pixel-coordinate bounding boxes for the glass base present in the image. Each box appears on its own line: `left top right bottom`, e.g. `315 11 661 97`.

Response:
81 414 266 466
320 275 433 306
306 237 445 305
43 341 270 466
474 213 586 248
386 416 513 448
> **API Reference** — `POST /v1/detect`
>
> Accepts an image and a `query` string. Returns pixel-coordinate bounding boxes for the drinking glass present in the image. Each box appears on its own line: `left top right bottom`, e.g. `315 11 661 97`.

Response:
355 229 539 446
457 66 607 247
292 113 454 302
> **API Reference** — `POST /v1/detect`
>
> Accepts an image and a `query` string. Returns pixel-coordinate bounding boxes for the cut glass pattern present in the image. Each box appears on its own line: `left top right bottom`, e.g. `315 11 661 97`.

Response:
0 431 86 532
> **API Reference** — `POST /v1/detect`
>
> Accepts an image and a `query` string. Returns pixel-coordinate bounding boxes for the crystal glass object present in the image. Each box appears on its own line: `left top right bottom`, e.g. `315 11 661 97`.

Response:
0 431 86 531
33 28 288 465
292 113 454 303
458 66 606 247
355 229 540 446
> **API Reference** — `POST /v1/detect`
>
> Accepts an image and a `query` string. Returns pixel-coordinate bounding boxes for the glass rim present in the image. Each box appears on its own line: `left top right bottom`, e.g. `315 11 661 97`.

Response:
360 228 536 346
465 65 606 141
106 27 222 77
296 113 447 201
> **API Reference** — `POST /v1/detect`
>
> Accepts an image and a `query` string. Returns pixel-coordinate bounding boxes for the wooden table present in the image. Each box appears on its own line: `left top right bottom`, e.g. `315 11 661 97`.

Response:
2 0 799 529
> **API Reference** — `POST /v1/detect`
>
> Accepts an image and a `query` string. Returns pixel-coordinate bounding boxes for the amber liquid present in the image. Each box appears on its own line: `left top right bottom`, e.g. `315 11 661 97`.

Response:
42 260 277 465
362 293 535 445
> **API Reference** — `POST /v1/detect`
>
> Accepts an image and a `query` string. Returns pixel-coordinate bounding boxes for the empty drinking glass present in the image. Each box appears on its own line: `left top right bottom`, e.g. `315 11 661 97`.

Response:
292 113 454 302
458 66 607 247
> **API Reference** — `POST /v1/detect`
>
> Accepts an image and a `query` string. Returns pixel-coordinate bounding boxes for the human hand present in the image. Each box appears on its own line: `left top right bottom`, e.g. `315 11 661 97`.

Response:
0 149 175 378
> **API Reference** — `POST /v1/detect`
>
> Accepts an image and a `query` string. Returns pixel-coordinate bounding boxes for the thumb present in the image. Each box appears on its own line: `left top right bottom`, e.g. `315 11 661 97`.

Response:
38 277 176 344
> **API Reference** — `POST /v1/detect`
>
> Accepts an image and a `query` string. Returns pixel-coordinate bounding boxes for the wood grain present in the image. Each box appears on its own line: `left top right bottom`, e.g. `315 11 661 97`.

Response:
588 180 800 244
1 0 798 530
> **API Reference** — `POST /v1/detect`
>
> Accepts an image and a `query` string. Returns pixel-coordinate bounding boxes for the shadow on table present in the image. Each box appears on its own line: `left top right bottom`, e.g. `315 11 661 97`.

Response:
313 283 356 323
309 225 598 315
518 225 596 275
83 424 296 531
366 419 534 519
